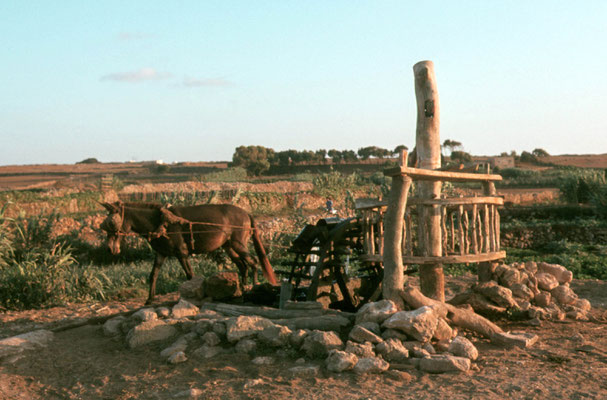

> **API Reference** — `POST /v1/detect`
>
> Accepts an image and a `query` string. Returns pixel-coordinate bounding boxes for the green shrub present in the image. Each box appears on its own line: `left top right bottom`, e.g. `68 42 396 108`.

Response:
76 157 100 164
201 167 248 182
559 170 605 204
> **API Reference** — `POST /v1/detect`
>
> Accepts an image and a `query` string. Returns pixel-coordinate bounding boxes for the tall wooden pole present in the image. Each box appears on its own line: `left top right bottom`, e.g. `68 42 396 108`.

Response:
414 60 445 301
383 150 412 310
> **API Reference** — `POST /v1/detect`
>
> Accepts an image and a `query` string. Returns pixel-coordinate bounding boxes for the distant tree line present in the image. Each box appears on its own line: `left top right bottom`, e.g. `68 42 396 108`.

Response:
231 145 409 176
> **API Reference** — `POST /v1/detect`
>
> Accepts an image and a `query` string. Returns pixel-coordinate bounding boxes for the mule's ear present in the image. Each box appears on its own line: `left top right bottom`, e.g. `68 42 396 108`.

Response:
99 202 117 212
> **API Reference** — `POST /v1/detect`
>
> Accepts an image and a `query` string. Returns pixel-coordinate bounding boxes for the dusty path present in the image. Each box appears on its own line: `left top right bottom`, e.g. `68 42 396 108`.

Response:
1 280 606 400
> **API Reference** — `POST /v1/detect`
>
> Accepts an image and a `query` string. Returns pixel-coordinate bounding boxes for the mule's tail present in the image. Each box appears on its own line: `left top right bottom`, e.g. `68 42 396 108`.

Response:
250 216 278 285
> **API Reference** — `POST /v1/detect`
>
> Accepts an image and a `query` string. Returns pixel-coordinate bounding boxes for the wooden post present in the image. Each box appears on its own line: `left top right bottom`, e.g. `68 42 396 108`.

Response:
383 150 412 309
478 181 499 282
414 60 444 301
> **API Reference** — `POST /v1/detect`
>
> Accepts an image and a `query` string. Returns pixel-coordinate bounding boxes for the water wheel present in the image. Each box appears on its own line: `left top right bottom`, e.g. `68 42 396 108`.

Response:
284 217 382 311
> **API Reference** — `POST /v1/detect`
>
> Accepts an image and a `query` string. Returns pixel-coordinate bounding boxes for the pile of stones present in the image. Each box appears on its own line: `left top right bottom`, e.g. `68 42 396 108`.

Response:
103 296 498 375
451 261 591 322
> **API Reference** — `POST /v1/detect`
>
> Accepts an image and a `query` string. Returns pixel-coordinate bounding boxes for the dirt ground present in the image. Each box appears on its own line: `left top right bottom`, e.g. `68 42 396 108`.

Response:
1 277 606 400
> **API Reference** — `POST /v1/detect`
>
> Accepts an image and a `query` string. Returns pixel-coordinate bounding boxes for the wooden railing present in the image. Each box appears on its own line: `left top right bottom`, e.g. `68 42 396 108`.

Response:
357 166 505 266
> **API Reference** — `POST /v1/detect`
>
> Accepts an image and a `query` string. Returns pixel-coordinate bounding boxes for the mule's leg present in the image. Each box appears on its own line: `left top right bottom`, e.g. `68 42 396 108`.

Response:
223 244 249 287
147 253 167 305
177 256 194 280
230 241 259 286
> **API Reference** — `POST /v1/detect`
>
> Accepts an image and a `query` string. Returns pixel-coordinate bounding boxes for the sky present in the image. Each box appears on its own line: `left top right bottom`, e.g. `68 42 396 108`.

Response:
1 1 606 166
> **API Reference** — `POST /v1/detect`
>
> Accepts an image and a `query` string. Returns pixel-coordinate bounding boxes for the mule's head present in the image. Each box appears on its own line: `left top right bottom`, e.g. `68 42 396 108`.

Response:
99 202 129 255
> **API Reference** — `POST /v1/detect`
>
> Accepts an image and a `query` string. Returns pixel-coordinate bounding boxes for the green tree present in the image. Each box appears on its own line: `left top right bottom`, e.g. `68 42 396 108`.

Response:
357 146 391 160
328 149 342 164
315 149 327 163
341 150 358 162
442 139 462 156
450 151 472 163
520 151 538 163
393 145 409 156
231 145 275 176
532 148 550 157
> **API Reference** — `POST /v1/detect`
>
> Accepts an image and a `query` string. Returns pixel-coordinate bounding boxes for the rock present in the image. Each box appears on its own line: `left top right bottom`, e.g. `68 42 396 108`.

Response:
192 344 223 359
573 298 592 311
201 332 221 347
473 281 518 308
156 307 171 318
381 329 408 341
499 267 521 288
434 340 451 352
357 321 381 335
173 388 203 398
432 318 453 342
193 309 223 320
172 299 200 319
536 273 559 291
353 357 389 374
225 316 275 343
326 349 358 372
348 325 383 344
235 338 257 354
355 300 398 324
419 354 471 373
448 336 478 361
566 308 589 321
385 370 414 383
0 330 54 362
288 365 320 378
212 321 227 338
538 262 573 284
301 330 344 358
193 319 214 335
524 261 538 275
160 337 188 359
423 342 436 354
382 306 438 342
258 325 292 347
168 351 187 364
534 291 552 307
182 332 198 343
289 329 308 349
126 320 177 348
525 275 540 296
492 331 539 348
131 308 158 322
402 341 431 358
545 303 566 320
103 316 126 337
203 272 242 300
527 306 550 320
375 338 409 362
516 300 531 311
345 341 375 358
510 283 535 301
252 356 274 365
243 379 264 389
179 276 205 301
551 285 578 305
493 264 510 279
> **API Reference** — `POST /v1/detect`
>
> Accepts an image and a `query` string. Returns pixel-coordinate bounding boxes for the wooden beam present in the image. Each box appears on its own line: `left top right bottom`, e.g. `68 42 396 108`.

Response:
363 250 506 265
384 165 503 182
407 196 504 206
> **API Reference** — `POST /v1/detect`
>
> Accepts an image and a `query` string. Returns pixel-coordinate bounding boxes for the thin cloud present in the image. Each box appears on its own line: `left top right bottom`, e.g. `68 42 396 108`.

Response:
181 77 232 88
100 68 172 83
116 32 151 41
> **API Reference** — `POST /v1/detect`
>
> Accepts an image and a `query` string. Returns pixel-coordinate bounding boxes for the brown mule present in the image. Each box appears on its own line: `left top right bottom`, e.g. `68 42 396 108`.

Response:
100 201 277 304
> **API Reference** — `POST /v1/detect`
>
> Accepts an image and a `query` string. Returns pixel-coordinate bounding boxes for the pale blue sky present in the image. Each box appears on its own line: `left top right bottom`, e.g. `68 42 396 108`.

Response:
1 1 606 165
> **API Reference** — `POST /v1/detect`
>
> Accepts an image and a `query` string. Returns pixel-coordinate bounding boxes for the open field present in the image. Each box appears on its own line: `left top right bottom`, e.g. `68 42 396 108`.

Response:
0 278 606 400
1 158 606 399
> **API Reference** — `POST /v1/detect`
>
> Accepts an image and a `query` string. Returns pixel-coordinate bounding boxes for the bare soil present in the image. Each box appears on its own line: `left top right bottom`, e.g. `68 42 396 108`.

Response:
1 278 606 400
